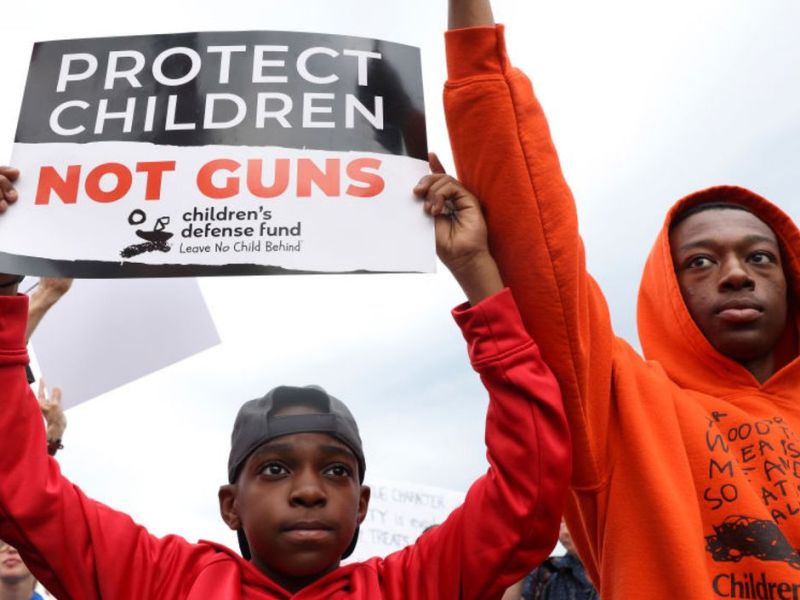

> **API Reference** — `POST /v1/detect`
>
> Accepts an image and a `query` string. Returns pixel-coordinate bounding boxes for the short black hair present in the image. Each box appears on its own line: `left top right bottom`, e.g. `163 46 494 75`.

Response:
670 202 755 232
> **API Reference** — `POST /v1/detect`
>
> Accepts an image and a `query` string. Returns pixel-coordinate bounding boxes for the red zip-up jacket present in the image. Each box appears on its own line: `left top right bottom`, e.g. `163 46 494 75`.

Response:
0 288 570 599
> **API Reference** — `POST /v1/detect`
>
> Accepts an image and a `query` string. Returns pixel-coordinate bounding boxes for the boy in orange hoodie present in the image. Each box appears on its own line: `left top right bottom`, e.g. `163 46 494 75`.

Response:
0 164 570 599
440 0 800 597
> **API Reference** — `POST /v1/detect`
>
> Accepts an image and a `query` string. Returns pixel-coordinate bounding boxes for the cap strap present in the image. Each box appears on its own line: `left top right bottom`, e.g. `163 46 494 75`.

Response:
268 413 340 437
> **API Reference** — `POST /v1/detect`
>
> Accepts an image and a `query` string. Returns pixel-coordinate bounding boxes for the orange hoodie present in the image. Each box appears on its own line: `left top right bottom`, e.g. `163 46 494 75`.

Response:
444 25 800 599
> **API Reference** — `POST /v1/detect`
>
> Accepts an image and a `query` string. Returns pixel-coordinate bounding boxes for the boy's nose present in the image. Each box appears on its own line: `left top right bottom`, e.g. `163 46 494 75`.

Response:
289 473 327 508
718 258 755 292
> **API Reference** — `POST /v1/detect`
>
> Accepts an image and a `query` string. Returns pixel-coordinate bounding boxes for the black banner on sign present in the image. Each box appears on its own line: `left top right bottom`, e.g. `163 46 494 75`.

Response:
16 30 427 160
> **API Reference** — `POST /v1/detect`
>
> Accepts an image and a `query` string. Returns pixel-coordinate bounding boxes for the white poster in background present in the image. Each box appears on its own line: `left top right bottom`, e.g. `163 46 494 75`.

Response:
28 278 220 409
348 478 465 562
1 30 432 278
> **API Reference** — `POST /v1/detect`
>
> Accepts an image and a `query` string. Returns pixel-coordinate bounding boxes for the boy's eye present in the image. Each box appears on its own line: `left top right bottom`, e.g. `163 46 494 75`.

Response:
324 464 352 478
749 251 775 265
259 462 288 477
687 256 713 269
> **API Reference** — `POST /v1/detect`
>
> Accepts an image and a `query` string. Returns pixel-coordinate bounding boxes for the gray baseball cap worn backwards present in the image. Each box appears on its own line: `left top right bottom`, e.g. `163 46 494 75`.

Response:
227 385 366 560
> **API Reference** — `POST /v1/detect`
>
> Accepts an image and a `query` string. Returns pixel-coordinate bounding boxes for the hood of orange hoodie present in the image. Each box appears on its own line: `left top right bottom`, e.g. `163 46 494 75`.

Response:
637 185 800 396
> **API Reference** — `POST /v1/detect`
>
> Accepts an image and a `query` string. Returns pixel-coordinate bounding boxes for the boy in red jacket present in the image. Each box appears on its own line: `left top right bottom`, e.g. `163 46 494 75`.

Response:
0 164 570 599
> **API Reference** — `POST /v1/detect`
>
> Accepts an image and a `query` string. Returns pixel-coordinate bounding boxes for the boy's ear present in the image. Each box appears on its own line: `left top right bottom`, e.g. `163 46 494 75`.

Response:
218 484 241 530
357 484 371 526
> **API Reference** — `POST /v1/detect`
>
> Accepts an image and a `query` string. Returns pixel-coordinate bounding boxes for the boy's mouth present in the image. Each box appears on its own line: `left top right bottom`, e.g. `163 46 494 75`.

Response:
281 520 334 542
715 300 763 324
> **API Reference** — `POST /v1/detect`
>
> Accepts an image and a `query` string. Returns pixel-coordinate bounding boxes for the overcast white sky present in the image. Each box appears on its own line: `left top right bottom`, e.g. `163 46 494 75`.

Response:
2 0 800 557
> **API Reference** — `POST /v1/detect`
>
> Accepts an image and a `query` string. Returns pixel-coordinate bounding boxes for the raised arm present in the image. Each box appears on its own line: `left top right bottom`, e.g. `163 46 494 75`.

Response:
26 277 73 341
448 0 494 29
382 167 570 599
443 0 616 494
0 178 205 600
445 288 570 599
0 287 215 600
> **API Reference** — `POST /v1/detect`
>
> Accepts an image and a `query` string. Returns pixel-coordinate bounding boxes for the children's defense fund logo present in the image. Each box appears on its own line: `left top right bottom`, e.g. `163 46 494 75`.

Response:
121 209 174 258
707 515 800 598
706 515 800 570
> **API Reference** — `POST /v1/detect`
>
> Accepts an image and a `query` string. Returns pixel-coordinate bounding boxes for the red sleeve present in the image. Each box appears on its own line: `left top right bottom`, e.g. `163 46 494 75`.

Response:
380 289 570 600
0 295 206 600
444 25 616 493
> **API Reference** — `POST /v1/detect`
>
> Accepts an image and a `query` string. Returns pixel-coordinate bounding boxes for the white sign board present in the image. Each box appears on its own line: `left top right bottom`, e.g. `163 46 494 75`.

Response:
1 31 433 278
349 478 465 562
28 278 220 408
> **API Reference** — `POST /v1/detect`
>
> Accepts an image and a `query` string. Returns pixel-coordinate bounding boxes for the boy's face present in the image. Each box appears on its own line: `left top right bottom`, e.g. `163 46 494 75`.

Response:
670 208 788 370
219 429 369 592
0 540 32 584
558 519 575 555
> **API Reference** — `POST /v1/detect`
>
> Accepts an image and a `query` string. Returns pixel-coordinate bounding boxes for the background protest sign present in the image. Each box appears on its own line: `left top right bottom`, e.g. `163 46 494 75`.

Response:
349 477 565 561
348 478 465 561
1 31 432 278
27 277 220 409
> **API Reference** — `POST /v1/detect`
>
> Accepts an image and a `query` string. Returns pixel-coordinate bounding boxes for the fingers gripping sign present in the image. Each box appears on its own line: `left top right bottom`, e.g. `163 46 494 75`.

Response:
415 152 488 264
423 174 489 265
414 152 503 305
0 166 20 214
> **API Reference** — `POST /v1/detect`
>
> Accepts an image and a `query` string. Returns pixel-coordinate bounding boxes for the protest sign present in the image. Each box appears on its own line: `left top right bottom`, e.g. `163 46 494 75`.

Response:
349 478 465 561
349 478 565 561
27 277 220 408
1 31 432 277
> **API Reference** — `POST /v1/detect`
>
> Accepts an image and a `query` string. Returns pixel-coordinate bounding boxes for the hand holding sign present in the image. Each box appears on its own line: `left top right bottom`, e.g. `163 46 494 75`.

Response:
37 379 66 446
0 166 19 213
415 153 503 305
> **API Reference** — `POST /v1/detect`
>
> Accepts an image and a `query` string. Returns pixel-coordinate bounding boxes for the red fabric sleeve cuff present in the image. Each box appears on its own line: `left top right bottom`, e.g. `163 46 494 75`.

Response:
452 288 532 364
445 24 509 81
0 295 30 365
